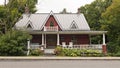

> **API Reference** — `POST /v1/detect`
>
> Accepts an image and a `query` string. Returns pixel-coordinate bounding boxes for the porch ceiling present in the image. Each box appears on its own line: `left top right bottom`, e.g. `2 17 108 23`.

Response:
27 30 107 35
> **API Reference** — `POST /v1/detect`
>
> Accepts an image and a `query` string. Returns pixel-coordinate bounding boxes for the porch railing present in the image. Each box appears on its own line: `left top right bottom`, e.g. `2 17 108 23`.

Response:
61 44 102 50
30 43 102 50
74 44 102 49
44 26 58 31
30 43 42 49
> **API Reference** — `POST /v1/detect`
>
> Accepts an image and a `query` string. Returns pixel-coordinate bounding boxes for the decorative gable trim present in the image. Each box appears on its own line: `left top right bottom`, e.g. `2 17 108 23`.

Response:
50 10 54 15
26 20 34 29
70 20 79 30
40 11 63 30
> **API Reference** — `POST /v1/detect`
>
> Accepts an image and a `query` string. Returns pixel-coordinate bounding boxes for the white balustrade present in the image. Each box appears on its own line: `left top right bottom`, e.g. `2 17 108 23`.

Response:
30 43 42 49
61 44 102 50
44 26 58 31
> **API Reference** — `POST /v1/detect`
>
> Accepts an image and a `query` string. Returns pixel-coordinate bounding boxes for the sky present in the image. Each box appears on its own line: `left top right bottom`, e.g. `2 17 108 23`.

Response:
0 0 95 13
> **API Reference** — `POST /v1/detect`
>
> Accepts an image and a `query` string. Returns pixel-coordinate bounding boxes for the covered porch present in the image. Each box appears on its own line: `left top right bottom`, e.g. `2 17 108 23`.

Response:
27 30 107 51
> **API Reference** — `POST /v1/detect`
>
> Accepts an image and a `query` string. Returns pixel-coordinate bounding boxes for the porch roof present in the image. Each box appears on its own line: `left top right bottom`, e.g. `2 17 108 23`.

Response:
27 30 107 35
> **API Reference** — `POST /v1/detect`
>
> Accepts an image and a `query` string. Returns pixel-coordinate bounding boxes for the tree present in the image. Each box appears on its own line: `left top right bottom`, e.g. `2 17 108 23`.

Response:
79 0 112 30
7 0 37 13
0 6 6 34
78 0 112 44
0 0 37 34
0 30 32 56
0 0 37 56
102 0 120 54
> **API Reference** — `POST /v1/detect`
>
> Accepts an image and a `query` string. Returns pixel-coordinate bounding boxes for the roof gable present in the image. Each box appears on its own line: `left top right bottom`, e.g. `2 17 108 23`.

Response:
55 14 90 30
27 24 32 28
70 20 79 30
26 20 34 29
41 11 62 30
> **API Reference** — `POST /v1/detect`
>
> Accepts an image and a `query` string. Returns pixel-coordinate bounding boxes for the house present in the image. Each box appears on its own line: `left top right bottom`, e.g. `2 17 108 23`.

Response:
15 11 107 54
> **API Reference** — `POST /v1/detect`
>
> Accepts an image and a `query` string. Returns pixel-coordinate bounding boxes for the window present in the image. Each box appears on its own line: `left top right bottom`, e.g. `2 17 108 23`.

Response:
70 21 78 30
71 36 77 44
60 37 64 41
50 21 54 27
26 20 33 29
71 24 77 29
27 24 32 29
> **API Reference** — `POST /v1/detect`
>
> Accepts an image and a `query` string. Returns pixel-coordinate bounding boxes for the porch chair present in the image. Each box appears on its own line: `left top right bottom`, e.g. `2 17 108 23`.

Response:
62 42 67 48
68 42 73 48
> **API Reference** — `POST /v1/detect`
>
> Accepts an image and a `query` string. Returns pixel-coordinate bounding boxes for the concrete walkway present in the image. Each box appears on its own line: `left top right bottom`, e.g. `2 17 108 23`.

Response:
0 57 120 60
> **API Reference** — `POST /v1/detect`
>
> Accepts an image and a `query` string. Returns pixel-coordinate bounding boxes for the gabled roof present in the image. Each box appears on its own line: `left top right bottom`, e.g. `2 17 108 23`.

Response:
15 12 90 31
40 11 63 30
26 20 34 29
70 20 79 30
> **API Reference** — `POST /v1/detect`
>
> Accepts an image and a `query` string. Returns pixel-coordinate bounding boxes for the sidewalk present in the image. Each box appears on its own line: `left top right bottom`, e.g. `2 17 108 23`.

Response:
0 57 120 60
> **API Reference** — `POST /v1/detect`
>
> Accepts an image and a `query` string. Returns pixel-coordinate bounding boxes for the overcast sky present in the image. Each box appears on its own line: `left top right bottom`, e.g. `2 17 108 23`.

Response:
0 0 95 13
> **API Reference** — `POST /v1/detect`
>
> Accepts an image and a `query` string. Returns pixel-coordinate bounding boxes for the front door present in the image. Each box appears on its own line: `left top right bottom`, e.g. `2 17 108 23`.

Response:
46 34 57 49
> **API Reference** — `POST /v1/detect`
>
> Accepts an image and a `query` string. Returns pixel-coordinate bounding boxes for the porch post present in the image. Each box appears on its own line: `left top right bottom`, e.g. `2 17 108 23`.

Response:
89 35 91 45
27 39 30 56
42 34 44 45
57 33 60 45
45 34 46 48
102 33 107 54
103 33 106 45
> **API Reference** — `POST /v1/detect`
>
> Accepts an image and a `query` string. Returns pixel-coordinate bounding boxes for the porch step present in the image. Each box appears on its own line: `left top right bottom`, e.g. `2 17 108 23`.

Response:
44 49 55 55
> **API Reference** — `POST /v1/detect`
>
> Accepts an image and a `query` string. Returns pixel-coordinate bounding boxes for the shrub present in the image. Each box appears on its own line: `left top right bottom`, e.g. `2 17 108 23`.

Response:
54 46 63 56
29 49 44 56
54 46 103 57
83 49 102 57
0 30 32 56
64 49 78 57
